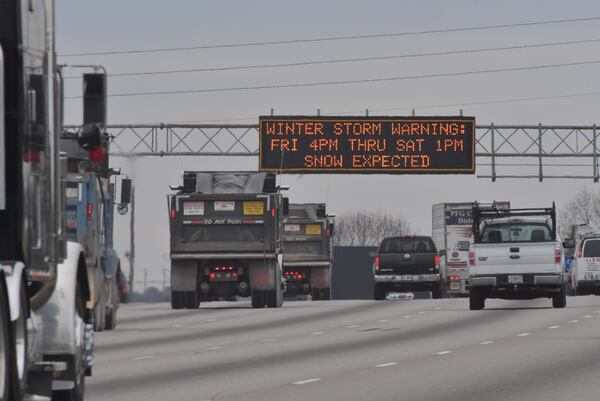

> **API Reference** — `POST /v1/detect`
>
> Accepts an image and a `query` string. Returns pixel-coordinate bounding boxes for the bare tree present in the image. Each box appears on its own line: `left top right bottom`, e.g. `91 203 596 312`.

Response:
333 209 412 246
560 186 600 238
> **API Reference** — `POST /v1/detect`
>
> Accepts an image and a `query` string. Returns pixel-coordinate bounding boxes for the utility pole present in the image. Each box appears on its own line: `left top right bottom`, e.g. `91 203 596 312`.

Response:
128 187 135 293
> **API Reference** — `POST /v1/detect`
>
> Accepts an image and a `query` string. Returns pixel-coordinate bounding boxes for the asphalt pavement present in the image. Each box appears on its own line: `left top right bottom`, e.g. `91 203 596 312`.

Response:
87 295 600 401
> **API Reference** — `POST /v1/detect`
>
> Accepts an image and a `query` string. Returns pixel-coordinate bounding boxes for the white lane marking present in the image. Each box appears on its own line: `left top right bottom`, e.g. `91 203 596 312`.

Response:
570 320 579 323
261 338 277 343
292 378 322 385
418 311 427 314
434 350 453 356
312 331 325 335
133 355 154 361
171 323 185 328
376 362 398 368
517 332 531 337
435 307 441 310
378 319 389 323
347 324 360 328
402 315 412 318
206 346 223 351
480 340 494 345
548 325 560 329
584 315 592 318
205 318 216 322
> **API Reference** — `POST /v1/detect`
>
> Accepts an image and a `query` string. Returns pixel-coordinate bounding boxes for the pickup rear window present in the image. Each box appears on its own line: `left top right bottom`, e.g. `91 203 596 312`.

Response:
583 239 600 257
480 222 552 243
379 238 436 254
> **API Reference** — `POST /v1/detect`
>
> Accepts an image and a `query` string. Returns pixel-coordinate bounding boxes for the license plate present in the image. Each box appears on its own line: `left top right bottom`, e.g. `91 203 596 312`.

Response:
508 274 523 284
214 201 235 211
243 201 264 215
398 276 413 281
183 201 204 216
306 224 322 235
584 272 600 281
450 282 460 290
285 224 301 232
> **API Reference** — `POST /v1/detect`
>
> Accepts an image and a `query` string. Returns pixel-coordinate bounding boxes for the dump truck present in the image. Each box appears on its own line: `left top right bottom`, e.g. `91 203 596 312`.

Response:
0 1 112 398
168 172 289 309
283 203 334 300
432 202 509 297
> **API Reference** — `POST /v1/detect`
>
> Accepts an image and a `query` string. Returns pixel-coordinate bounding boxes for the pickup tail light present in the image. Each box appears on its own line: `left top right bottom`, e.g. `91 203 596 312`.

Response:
434 255 440 270
554 244 561 265
373 256 380 274
577 243 583 258
468 251 475 267
87 203 93 219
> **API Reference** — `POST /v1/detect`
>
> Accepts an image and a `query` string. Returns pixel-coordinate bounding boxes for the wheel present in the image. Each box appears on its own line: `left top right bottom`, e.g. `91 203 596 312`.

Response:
469 288 485 310
171 291 185 309
104 307 117 330
184 291 200 309
93 296 105 332
251 291 265 308
0 274 11 401
374 283 386 301
431 283 443 299
9 279 28 401
552 285 567 308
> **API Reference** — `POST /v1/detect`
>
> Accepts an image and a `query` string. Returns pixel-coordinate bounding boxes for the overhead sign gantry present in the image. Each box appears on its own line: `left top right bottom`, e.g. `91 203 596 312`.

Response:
258 116 475 174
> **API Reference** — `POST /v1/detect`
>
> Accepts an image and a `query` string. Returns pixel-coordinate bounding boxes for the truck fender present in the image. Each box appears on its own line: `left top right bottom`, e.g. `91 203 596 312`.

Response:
103 249 119 279
37 241 90 355
1 261 26 322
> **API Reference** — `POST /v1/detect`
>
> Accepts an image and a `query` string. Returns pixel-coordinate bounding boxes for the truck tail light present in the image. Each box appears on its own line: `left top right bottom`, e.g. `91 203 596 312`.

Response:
434 255 440 270
87 203 93 219
171 208 175 218
449 275 460 281
271 208 276 217
373 256 380 274
468 251 475 267
555 244 561 265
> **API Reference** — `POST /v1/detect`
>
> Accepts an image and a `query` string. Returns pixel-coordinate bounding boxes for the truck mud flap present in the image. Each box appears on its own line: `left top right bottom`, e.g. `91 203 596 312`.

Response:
310 266 331 289
170 260 197 292
249 260 279 291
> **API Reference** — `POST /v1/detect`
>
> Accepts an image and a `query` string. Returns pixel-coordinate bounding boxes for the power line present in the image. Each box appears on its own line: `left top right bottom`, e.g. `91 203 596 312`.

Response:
58 16 600 57
130 90 600 125
64 59 600 99
62 37 600 79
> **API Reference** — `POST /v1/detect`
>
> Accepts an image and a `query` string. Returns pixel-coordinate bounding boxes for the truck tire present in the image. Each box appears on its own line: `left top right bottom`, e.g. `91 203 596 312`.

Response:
469 288 485 310
251 291 266 308
93 296 105 332
104 307 117 330
312 288 331 301
431 283 443 299
184 291 200 309
0 275 11 401
552 285 567 308
10 280 28 401
171 291 185 309
374 283 386 301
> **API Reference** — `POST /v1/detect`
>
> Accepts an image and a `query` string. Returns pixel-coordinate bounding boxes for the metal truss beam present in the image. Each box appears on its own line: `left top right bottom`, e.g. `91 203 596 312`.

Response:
83 123 599 181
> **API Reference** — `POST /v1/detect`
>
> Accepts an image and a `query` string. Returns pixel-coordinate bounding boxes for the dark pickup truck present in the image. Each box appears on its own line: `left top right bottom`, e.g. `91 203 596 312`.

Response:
373 236 442 300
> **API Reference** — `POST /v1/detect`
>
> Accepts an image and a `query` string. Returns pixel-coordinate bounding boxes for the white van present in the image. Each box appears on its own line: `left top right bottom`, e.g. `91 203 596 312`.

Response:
572 234 600 295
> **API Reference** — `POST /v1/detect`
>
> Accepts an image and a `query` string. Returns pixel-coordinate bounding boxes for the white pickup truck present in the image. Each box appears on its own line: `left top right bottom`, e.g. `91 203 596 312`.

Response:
468 203 568 310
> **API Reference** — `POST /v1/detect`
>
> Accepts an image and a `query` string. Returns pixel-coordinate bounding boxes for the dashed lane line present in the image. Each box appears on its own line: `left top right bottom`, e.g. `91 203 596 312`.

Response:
480 340 494 345
133 355 154 361
292 378 322 385
434 350 453 356
548 325 560 329
376 362 398 368
347 325 360 328
206 346 223 351
312 331 325 335
569 320 579 323
261 338 277 342
517 332 531 337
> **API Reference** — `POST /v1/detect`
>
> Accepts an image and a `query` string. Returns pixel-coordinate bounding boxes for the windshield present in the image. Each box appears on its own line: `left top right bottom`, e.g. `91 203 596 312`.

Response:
583 239 600 257
480 222 552 243
379 237 436 253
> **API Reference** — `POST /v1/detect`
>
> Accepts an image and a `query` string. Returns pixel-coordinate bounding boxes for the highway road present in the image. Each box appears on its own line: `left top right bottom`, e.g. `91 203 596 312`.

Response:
88 296 600 401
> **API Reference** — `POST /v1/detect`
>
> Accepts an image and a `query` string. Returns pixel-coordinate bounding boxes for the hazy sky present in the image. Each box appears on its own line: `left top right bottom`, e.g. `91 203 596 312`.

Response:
57 1 600 287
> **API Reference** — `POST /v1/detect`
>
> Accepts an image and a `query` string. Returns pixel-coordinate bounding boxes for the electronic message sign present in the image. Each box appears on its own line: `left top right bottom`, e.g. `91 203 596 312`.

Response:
259 116 475 174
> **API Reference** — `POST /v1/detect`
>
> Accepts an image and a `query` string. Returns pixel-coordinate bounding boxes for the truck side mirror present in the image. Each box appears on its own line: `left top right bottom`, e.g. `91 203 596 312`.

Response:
439 249 447 257
282 197 289 216
563 239 575 249
120 178 132 204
